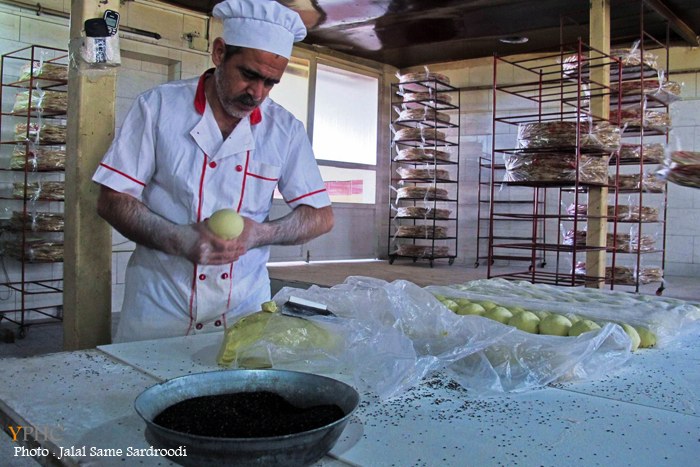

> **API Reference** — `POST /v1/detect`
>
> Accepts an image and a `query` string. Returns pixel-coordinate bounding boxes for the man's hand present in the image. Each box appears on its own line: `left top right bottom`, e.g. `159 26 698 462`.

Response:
188 216 259 265
97 186 333 266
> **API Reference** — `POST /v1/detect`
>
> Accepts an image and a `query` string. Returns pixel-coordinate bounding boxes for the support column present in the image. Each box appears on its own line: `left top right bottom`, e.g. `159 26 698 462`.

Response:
586 0 611 288
63 0 118 349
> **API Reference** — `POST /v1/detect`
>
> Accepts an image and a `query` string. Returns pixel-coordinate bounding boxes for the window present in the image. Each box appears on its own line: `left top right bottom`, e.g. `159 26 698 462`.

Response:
269 57 309 126
270 57 380 204
312 63 378 166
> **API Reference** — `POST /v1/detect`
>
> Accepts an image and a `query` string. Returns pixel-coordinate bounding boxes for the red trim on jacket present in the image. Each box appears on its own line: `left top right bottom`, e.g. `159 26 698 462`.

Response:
186 153 211 335
194 69 263 126
226 262 235 309
99 163 146 186
236 151 251 213
246 172 278 182
287 188 327 204
250 107 262 125
194 69 213 115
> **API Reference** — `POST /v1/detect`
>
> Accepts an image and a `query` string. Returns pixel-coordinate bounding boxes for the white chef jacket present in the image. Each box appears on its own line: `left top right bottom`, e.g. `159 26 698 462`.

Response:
93 69 331 342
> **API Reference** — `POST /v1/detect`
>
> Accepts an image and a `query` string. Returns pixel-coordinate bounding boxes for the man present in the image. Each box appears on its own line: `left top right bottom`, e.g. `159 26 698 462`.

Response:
92 0 333 342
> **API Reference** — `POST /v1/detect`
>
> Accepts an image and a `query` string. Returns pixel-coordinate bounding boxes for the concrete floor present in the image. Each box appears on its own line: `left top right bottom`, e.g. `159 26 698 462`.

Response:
1 260 697 359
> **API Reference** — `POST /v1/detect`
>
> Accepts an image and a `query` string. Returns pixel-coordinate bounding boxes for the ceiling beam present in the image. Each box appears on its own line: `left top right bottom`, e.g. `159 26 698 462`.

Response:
644 0 700 46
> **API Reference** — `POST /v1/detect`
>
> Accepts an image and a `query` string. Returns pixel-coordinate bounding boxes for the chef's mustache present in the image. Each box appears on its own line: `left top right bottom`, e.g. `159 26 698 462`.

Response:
237 94 261 107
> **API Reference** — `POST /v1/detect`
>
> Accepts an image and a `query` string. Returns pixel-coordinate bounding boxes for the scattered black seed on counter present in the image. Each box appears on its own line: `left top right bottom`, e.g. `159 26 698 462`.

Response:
153 390 344 438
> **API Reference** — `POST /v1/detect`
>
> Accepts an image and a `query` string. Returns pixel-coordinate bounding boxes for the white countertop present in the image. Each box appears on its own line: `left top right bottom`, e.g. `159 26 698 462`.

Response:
1 328 699 467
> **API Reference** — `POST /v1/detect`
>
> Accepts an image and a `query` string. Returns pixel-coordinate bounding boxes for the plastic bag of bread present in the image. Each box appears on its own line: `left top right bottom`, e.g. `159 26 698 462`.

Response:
19 61 67 82
394 106 451 125
10 145 66 171
395 186 449 200
656 150 700 189
217 303 340 369
4 238 64 262
567 202 659 222
395 225 447 238
15 119 67 144
516 121 620 152
397 67 450 92
503 152 610 185
394 147 451 162
392 126 446 143
611 173 666 192
9 211 64 232
12 181 65 201
617 143 665 164
396 206 451 219
613 102 671 132
613 76 681 105
396 166 450 181
12 90 68 115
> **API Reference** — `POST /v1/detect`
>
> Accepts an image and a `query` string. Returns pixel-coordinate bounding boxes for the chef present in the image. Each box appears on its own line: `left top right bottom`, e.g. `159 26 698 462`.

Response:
92 0 333 342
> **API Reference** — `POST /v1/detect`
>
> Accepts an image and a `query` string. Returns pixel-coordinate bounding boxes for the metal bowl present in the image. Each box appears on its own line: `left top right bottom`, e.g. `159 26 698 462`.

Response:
134 369 360 467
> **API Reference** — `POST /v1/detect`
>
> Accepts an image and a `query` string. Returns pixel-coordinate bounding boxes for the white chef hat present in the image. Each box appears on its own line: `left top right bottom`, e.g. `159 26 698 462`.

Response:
213 0 307 59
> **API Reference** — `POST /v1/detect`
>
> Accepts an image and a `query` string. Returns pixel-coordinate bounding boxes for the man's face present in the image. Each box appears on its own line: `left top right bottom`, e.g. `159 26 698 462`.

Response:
214 47 288 119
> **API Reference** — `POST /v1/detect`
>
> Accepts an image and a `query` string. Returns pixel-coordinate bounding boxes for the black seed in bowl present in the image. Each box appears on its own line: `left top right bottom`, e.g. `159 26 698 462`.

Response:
153 390 345 438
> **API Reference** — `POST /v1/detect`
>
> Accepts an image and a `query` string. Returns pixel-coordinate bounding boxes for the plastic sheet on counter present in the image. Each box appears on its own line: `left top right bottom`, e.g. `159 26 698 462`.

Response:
217 277 479 400
213 274 700 399
442 278 699 348
268 277 634 398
